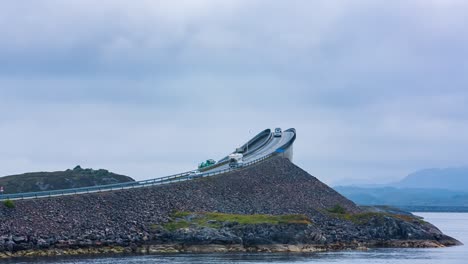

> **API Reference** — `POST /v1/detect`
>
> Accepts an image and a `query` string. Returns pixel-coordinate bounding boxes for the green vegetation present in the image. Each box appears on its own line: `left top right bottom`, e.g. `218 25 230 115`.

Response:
393 214 427 224
163 220 191 231
200 212 311 225
326 210 426 225
172 211 192 218
159 212 312 231
3 199 15 208
327 204 346 214
0 166 134 194
336 212 384 224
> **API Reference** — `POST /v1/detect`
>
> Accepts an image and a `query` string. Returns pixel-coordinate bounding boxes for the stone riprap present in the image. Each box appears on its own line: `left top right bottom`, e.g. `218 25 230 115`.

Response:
0 157 461 258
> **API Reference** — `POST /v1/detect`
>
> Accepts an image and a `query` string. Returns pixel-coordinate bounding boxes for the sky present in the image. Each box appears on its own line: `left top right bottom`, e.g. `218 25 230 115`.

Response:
1 0 467 185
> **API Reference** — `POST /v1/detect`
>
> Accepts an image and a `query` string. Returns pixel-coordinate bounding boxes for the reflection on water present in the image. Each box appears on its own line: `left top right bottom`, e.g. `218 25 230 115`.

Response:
5 213 467 264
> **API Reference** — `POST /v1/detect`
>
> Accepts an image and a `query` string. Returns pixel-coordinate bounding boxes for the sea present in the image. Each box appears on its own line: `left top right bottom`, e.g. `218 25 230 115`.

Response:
5 213 467 264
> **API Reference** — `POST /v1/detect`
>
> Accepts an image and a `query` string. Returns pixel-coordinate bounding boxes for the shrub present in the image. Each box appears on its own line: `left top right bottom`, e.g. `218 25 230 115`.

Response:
3 199 15 208
328 204 346 214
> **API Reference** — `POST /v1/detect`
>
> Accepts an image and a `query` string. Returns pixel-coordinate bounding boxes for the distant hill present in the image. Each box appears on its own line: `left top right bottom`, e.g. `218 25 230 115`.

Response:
394 167 468 191
334 186 468 207
334 166 468 209
0 166 135 194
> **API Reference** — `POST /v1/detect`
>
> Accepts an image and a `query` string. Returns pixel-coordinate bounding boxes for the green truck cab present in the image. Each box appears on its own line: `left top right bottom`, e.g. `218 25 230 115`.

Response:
198 159 216 169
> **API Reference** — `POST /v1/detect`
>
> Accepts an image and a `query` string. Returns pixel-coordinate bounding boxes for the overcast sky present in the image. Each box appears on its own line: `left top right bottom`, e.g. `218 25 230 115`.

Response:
1 0 467 185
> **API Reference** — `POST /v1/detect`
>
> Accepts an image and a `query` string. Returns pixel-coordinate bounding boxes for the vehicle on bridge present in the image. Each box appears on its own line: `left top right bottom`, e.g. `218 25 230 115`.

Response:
188 170 202 179
274 127 282 137
198 159 217 169
229 153 244 168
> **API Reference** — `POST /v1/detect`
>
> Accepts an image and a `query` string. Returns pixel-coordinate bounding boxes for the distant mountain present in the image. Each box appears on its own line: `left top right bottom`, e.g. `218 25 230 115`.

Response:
394 167 468 191
334 186 468 207
334 166 468 209
0 166 135 194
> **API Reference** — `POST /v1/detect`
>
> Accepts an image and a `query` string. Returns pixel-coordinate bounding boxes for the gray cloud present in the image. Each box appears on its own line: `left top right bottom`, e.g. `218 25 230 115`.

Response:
1 0 468 185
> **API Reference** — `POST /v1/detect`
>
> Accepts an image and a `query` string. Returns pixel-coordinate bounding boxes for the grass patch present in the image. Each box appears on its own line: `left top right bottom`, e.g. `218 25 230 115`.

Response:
163 220 191 231
172 211 192 218
202 212 311 225
327 204 346 214
160 212 312 231
3 199 15 208
326 211 426 225
393 214 427 224
337 212 383 224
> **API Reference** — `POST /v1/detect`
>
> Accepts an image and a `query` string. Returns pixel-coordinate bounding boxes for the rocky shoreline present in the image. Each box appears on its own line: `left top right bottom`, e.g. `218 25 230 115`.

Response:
0 210 461 259
0 239 457 259
0 157 462 259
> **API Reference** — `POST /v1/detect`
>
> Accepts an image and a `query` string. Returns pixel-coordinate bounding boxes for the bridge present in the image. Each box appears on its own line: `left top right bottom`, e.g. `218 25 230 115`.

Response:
0 128 296 201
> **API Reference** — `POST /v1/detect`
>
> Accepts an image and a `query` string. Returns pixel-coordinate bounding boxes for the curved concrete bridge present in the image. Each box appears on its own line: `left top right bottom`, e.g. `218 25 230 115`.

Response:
0 128 296 201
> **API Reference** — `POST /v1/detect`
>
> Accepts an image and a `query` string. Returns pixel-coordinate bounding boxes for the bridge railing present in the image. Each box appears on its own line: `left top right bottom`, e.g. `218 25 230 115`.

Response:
0 151 278 201
0 168 195 200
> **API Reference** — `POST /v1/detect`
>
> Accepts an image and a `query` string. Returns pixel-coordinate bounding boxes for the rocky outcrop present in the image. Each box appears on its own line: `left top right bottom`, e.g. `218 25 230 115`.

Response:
0 157 462 258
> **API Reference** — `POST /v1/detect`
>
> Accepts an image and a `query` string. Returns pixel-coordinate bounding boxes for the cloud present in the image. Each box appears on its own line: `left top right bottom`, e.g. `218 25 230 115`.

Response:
0 0 468 185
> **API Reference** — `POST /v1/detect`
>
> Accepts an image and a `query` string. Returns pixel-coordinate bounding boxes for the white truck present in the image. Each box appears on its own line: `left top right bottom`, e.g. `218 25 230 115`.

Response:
188 170 202 179
228 153 244 168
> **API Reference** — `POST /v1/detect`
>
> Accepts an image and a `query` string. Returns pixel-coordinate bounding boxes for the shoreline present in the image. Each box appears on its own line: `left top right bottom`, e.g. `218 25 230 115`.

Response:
0 240 459 259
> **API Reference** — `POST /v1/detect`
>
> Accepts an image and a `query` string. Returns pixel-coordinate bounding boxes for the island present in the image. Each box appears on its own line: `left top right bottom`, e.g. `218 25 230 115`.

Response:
0 157 462 258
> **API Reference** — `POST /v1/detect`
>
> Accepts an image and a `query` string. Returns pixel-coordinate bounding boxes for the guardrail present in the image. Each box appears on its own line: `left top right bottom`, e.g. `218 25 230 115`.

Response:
0 152 277 201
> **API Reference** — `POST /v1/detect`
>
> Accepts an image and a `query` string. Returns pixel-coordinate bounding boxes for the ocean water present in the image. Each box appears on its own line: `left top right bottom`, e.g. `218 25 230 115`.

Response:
5 213 467 264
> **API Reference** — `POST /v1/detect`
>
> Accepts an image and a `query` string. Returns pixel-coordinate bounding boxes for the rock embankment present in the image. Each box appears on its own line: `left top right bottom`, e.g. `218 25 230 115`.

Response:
0 157 462 258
